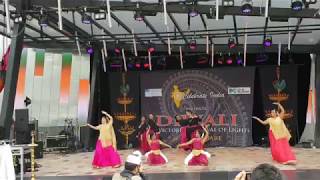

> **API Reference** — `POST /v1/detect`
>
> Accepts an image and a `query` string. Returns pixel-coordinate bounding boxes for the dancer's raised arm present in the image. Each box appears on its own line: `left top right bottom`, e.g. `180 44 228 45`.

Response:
252 116 269 125
87 124 99 130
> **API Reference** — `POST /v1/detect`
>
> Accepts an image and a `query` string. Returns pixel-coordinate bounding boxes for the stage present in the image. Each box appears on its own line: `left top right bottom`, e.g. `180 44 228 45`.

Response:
22 147 320 180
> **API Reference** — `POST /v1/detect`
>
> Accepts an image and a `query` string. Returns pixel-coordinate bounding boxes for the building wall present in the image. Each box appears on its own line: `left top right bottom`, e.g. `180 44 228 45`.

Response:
0 44 90 129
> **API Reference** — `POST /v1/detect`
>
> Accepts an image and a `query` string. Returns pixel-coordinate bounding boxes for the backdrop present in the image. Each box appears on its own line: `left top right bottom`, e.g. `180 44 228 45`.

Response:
140 68 255 146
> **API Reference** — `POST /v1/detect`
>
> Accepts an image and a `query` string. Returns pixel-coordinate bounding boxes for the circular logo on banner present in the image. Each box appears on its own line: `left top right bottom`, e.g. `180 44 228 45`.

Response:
159 70 249 145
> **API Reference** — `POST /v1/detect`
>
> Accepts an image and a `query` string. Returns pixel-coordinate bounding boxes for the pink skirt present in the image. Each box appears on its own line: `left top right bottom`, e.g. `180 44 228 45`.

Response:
92 140 121 167
180 127 190 150
146 153 166 165
188 154 208 166
269 130 296 164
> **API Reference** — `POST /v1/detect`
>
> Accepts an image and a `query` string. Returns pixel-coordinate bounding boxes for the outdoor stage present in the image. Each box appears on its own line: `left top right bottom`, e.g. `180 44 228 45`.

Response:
24 147 320 180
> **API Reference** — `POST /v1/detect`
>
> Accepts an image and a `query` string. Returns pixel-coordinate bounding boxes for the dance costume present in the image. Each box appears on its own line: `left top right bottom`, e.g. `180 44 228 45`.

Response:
137 119 160 154
92 123 121 168
178 117 202 150
184 138 211 166
145 140 168 165
267 117 296 164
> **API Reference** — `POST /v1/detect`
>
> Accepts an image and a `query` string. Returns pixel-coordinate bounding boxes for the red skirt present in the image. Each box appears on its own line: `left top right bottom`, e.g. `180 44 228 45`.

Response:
139 130 160 154
92 140 121 167
269 130 296 164
146 152 166 165
188 154 208 166
180 127 190 150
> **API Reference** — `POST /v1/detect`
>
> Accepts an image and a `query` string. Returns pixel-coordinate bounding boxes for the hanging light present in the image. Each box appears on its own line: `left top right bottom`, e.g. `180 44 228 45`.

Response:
134 11 144 21
82 13 92 24
223 0 235 7
226 53 233 64
188 7 199 17
303 0 317 5
236 53 243 65
241 0 253 14
217 53 224 65
86 46 94 55
291 0 303 11
228 37 236 49
263 35 273 47
189 39 197 50
39 15 48 27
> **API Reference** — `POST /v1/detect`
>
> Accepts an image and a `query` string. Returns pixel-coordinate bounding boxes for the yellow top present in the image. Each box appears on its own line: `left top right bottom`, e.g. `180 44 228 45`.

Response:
267 117 291 140
98 123 117 149
192 150 204 156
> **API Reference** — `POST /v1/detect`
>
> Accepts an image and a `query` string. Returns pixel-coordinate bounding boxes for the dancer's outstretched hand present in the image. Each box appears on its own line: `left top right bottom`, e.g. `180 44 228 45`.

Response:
272 102 280 106
252 116 259 120
101 110 107 115
234 171 246 180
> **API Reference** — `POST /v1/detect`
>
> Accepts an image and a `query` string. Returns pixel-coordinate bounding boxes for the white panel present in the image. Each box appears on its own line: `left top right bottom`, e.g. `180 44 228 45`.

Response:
80 55 90 80
32 76 43 121
48 53 62 126
38 53 54 127
68 54 81 119
24 49 36 117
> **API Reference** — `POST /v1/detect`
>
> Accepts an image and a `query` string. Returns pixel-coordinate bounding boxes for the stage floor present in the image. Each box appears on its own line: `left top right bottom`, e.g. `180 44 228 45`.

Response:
28 147 320 179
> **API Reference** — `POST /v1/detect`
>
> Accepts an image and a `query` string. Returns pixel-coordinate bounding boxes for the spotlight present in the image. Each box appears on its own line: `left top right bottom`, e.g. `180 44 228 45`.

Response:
263 35 272 47
144 63 150 69
228 37 236 49
148 44 155 53
236 53 243 65
13 15 23 23
189 39 197 50
134 11 144 21
94 11 106 20
256 53 268 63
82 13 92 24
241 0 253 14
188 7 199 17
303 0 317 5
226 53 233 64
135 63 141 68
114 47 121 54
86 46 94 55
223 0 234 7
217 53 224 65
291 0 303 11
39 15 49 27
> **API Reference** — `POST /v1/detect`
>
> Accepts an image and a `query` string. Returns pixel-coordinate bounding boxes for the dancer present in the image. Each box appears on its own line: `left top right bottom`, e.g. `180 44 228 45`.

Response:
252 102 297 165
145 129 172 165
87 111 121 168
177 125 211 166
136 116 150 154
147 114 160 139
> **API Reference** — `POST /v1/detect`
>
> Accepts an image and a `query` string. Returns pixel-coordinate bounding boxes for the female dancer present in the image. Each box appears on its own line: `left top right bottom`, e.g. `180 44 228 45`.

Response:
87 111 121 168
145 129 172 165
253 102 297 165
177 125 211 166
136 116 150 154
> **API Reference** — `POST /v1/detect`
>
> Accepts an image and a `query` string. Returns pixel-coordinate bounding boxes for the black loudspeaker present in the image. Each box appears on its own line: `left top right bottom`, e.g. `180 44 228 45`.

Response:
15 109 30 144
35 141 43 159
80 126 90 150
15 109 29 132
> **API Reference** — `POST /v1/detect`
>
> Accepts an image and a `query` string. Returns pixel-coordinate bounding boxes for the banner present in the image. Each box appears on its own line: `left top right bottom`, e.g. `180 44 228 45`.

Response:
258 65 298 145
107 72 140 149
140 68 255 147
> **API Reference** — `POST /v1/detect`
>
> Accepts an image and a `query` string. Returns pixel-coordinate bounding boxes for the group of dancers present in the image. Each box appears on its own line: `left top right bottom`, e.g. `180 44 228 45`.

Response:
87 102 296 169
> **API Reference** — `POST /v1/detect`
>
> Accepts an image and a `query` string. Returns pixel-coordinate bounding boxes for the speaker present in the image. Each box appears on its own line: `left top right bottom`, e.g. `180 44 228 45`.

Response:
15 109 29 132
80 126 90 149
35 141 43 159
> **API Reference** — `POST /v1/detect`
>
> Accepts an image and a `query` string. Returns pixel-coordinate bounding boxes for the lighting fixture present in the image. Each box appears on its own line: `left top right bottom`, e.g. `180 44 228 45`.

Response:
263 35 273 47
134 11 144 21
39 15 49 27
226 53 233 64
291 0 303 11
228 37 236 49
241 0 253 14
223 0 235 7
189 39 197 50
82 13 92 24
188 7 199 17
303 0 317 5
94 11 106 20
236 53 243 65
86 46 94 55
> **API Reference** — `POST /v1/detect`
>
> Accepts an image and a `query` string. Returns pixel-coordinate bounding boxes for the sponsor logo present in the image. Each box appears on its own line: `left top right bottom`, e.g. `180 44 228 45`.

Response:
228 87 251 95
145 89 162 97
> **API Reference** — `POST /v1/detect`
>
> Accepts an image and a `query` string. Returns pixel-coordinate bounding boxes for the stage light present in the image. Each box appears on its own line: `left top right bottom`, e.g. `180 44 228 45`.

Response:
86 46 94 55
82 13 92 24
236 53 243 65
135 63 141 68
303 0 317 5
13 15 23 23
223 0 234 7
188 7 199 17
148 44 155 53
134 11 144 21
226 53 233 64
256 53 268 63
217 53 224 65
228 37 236 49
39 15 49 27
263 35 273 47
291 0 303 11
144 63 149 69
189 39 197 50
114 47 121 54
94 11 106 20
241 0 253 14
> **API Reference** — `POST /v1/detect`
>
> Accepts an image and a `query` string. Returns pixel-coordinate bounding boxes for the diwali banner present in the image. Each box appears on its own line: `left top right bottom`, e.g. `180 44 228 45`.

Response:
140 68 255 147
